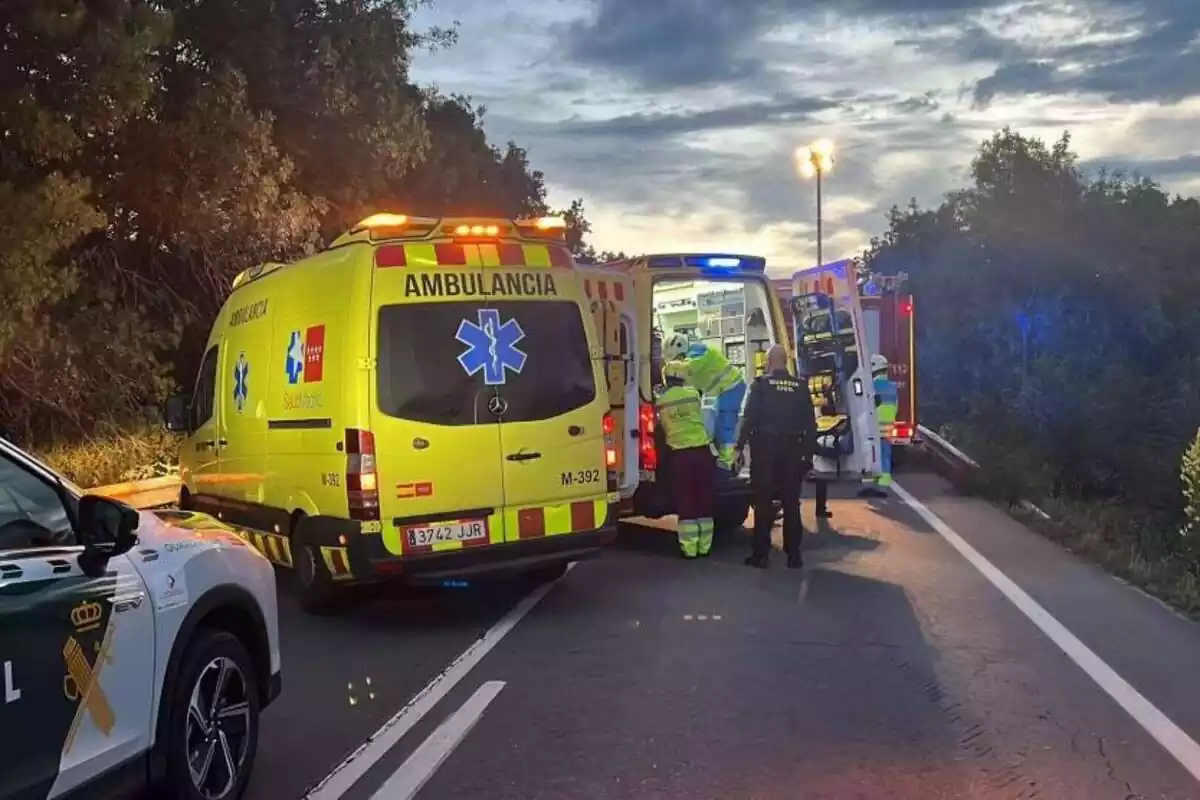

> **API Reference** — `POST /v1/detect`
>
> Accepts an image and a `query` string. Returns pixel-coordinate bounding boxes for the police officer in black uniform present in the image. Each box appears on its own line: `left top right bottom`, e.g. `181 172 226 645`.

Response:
736 344 818 569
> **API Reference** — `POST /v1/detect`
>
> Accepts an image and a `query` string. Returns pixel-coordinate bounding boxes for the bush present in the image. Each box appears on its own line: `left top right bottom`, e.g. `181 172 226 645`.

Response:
1182 426 1200 565
37 427 181 489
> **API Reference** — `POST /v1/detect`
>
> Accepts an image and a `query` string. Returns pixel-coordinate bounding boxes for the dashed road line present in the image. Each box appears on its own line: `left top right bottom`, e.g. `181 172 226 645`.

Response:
304 566 574 799
893 481 1200 785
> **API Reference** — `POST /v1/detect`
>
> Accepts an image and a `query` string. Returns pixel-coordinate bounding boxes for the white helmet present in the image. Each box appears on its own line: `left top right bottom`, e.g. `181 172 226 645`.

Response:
870 353 889 374
662 332 691 361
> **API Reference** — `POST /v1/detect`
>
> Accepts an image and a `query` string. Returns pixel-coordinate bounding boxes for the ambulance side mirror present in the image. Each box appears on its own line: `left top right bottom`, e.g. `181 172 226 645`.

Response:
164 395 189 432
77 495 139 577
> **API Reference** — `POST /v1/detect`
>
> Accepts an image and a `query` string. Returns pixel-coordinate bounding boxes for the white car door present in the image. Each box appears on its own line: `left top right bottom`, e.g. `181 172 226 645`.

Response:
0 446 155 800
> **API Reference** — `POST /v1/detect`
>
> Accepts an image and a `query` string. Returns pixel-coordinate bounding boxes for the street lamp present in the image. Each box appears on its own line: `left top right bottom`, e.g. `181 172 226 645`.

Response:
794 138 835 267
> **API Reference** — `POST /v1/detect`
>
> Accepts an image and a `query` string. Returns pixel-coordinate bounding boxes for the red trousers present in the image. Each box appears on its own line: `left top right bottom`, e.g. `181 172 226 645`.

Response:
671 445 715 521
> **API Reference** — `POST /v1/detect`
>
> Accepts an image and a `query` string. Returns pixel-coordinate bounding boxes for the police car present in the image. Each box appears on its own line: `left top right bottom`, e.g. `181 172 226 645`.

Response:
0 436 281 800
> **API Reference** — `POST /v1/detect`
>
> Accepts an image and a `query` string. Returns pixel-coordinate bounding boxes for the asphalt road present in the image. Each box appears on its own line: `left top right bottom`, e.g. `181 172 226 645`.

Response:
246 468 1200 800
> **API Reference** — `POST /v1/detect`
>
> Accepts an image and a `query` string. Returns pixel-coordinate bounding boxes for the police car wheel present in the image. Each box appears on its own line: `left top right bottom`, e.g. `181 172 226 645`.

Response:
166 629 260 800
295 540 342 616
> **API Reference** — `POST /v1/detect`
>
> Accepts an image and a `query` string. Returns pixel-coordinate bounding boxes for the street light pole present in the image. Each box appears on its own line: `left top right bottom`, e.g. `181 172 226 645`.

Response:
795 138 834 267
815 168 823 269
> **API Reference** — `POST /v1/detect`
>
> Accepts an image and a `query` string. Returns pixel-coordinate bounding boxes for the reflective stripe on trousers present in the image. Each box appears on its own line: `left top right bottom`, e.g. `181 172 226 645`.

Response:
678 517 714 557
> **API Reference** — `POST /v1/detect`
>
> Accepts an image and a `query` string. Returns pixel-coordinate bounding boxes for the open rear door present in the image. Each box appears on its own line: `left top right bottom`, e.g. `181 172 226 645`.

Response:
791 259 881 481
583 270 639 498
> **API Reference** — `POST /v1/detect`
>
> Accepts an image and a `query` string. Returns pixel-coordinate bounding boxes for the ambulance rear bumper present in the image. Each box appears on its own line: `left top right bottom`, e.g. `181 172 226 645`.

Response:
398 527 615 584
313 512 618 584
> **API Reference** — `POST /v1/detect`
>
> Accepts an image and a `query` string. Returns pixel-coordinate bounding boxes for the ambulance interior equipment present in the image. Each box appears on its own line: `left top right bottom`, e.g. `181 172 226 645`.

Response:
791 260 881 482
596 252 787 533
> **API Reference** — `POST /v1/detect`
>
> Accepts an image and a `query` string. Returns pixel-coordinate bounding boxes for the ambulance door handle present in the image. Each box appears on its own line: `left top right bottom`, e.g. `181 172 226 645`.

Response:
568 426 583 436
506 452 542 462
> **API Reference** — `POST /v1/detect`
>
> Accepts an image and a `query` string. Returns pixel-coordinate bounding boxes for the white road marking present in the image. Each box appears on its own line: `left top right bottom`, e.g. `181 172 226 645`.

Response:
892 481 1200 784
304 566 574 799
368 681 506 800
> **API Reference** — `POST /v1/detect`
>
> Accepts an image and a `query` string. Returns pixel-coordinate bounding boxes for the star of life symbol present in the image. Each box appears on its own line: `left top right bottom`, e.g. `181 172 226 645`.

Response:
233 353 250 414
456 309 527 386
286 331 305 384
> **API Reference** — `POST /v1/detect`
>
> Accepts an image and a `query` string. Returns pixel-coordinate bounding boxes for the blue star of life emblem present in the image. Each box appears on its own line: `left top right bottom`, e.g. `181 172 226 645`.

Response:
456 309 527 386
285 331 304 385
233 353 250 413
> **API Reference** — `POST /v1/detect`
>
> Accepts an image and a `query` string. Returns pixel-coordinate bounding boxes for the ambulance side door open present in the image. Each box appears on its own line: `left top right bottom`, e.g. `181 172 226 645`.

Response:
369 251 507 555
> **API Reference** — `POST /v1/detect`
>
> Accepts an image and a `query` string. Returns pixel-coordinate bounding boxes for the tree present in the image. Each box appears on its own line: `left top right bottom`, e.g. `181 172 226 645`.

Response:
0 0 606 448
862 127 1200 533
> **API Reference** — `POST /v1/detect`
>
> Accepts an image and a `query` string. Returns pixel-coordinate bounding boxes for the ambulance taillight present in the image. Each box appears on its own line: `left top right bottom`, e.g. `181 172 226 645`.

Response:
345 428 380 521
603 412 618 468
638 402 658 471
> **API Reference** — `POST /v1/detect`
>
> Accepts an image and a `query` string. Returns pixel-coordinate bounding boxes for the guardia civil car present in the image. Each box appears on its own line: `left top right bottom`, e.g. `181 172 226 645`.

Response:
0 436 281 800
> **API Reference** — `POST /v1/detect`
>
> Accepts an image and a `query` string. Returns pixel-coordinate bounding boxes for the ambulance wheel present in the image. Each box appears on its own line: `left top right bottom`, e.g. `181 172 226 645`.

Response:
292 524 345 616
714 496 752 534
164 629 261 800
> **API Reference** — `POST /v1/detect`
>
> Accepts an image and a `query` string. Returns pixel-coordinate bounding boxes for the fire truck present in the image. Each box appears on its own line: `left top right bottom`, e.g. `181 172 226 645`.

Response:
860 272 917 450
774 270 918 453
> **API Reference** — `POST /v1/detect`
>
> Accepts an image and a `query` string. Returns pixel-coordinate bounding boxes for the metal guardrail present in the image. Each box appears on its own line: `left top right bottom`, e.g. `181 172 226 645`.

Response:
915 424 1050 520
88 475 181 509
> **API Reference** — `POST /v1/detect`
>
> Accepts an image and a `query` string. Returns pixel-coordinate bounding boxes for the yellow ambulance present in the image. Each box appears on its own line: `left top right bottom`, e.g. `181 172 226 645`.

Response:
166 214 618 614
580 254 793 533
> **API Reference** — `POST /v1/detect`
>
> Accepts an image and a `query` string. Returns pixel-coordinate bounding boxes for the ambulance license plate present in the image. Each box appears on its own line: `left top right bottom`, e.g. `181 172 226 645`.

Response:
405 520 488 548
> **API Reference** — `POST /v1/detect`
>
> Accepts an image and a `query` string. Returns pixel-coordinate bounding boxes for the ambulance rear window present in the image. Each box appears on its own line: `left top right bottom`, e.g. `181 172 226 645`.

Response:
377 301 596 426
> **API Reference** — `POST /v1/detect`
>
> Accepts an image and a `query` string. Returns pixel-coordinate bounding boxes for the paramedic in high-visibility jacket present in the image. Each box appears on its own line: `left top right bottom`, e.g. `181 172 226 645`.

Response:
862 353 898 497
656 361 716 558
662 332 747 472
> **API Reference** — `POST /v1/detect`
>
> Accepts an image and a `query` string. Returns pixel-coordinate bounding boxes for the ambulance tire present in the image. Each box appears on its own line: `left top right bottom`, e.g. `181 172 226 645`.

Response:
714 495 752 534
292 517 346 616
163 629 261 800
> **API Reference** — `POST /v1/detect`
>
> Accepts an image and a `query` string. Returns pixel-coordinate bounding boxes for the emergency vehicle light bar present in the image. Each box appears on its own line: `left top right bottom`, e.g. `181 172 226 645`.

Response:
333 213 568 248
645 254 767 272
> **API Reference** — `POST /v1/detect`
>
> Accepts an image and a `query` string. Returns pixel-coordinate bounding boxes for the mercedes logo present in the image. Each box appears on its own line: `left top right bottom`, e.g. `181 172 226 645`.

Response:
487 395 508 416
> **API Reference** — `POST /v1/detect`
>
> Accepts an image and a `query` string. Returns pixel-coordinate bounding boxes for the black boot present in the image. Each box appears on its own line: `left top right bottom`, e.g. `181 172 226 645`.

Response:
744 554 769 569
786 551 804 569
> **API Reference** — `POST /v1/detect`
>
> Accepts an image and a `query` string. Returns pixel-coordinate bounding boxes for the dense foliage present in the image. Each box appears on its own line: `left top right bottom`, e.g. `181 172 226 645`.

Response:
0 0 613 445
863 129 1200 566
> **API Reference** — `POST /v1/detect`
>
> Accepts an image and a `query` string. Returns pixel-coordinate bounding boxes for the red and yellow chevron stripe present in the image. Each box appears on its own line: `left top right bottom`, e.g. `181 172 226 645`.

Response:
374 242 573 270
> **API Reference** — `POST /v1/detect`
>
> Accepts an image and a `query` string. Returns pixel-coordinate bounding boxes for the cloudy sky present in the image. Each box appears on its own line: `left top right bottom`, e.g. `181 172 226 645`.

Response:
409 0 1200 276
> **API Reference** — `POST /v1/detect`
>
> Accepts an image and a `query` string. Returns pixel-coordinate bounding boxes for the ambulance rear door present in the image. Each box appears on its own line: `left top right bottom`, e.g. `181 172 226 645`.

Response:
489 255 611 543
791 259 881 480
582 268 639 498
368 241 507 557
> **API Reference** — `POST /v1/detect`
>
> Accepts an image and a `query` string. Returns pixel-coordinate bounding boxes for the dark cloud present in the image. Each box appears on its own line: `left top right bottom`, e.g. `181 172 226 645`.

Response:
552 95 841 139
894 23 1025 62
969 0 1200 105
560 0 1010 91
1083 153 1200 181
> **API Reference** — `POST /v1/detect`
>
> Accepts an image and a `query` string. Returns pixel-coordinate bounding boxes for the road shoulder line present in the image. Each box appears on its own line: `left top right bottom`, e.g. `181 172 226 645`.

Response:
893 481 1200 785
304 567 573 799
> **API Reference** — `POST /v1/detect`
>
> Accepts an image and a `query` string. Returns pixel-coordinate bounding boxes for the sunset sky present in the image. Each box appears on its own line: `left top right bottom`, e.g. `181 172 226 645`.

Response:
410 0 1200 275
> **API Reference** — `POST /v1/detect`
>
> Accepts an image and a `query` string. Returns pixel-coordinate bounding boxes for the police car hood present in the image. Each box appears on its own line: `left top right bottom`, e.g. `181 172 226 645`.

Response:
134 508 260 554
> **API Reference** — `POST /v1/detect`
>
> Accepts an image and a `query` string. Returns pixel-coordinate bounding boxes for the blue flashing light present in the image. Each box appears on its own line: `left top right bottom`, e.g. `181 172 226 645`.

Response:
862 279 882 296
